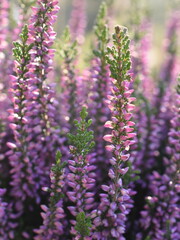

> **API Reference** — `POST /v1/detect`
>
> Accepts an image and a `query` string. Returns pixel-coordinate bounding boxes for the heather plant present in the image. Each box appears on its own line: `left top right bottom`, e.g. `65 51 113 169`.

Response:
66 107 95 238
34 151 67 239
0 0 180 240
8 24 35 209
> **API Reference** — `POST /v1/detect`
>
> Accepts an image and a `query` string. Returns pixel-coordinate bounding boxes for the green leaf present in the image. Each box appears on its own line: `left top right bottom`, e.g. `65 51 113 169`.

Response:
55 150 62 164
67 107 95 157
56 26 78 62
13 24 33 64
80 107 88 120
75 212 92 237
93 1 109 56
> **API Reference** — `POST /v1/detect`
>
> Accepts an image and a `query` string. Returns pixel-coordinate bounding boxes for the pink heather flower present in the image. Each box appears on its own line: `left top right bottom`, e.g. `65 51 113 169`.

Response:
104 121 113 128
103 134 113 143
93 26 136 239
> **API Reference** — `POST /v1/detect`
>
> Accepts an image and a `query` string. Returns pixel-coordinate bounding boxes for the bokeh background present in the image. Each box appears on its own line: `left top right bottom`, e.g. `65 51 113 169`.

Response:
10 0 180 73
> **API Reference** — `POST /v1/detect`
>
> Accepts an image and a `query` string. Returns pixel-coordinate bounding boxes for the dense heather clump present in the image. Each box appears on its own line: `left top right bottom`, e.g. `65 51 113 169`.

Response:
137 84 180 240
0 1 179 239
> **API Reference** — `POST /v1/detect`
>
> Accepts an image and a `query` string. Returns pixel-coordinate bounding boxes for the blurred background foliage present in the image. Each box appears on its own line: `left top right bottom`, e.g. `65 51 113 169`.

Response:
10 0 180 70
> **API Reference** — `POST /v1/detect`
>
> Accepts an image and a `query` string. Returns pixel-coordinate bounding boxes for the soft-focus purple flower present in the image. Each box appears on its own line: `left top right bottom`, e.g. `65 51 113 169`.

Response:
0 188 20 239
69 0 87 44
137 88 180 239
159 11 180 84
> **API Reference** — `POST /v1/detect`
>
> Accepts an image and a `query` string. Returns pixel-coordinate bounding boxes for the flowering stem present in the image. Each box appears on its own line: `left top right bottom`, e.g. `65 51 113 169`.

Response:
67 107 95 238
95 26 136 238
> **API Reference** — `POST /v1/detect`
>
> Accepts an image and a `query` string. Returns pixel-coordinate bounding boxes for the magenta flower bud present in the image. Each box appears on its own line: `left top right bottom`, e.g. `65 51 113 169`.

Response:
118 167 129 175
106 145 115 152
103 134 113 143
101 185 110 192
108 169 115 179
121 154 130 161
7 142 17 149
104 121 113 129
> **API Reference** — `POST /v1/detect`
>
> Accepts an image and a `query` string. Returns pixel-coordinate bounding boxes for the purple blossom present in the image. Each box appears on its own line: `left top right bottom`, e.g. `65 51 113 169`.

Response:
65 107 96 238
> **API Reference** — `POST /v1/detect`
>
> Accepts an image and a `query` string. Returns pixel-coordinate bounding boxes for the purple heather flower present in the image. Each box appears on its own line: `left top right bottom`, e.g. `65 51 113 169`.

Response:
7 0 67 216
65 107 96 238
34 153 66 240
87 3 112 193
67 154 96 214
57 28 84 134
0 188 20 239
26 0 65 156
92 26 136 239
137 85 180 240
